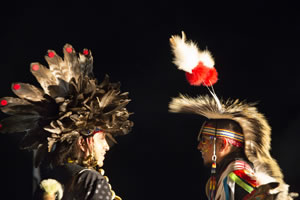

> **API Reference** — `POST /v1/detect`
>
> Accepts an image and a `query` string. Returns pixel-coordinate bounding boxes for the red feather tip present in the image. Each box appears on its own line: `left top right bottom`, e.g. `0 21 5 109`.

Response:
48 52 55 58
83 49 89 55
0 99 7 106
32 64 39 71
66 47 73 53
13 84 21 90
185 62 218 86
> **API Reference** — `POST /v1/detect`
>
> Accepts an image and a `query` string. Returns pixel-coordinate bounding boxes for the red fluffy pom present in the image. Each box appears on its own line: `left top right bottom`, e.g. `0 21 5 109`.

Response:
203 68 218 86
185 62 218 86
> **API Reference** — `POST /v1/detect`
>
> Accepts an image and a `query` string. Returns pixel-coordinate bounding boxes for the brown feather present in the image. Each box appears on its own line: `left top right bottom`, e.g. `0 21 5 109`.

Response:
78 51 93 77
44 50 64 78
30 63 58 95
63 44 80 81
11 82 45 102
0 97 41 115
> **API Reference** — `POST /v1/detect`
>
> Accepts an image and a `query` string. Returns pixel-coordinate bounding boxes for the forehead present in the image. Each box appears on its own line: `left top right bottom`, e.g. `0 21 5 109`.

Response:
197 121 210 140
93 131 106 139
198 122 244 145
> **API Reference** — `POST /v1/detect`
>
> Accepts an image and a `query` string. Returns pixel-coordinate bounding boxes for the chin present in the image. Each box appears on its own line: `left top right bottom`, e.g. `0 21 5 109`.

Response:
97 160 104 167
203 160 212 167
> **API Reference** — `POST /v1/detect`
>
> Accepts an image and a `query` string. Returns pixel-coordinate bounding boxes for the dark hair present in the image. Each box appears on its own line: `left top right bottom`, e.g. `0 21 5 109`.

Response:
48 137 84 167
205 119 243 134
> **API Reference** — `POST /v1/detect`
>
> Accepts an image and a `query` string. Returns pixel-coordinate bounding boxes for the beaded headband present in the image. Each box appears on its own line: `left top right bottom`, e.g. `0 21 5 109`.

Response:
202 126 244 142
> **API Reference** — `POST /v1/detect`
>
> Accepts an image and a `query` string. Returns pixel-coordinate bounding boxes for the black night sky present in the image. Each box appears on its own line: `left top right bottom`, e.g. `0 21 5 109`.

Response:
0 1 300 199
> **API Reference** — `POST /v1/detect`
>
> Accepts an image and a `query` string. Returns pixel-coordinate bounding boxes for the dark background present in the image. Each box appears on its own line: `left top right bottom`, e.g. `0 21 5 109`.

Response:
0 1 300 199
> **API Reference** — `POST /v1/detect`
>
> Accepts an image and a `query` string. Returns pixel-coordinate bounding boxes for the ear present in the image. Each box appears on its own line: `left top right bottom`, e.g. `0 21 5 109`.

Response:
77 137 87 152
86 136 95 152
219 138 229 152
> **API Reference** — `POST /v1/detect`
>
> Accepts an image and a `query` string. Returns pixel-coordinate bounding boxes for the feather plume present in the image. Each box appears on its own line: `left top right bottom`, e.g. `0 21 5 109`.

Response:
170 31 218 86
170 31 215 73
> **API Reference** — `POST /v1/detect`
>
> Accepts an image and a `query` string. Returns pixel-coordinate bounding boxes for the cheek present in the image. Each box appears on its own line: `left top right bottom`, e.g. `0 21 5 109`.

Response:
93 141 102 152
94 141 105 151
201 143 212 152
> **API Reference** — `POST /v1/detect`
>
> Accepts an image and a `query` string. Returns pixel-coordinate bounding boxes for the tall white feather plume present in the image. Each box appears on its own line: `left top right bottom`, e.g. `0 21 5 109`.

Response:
170 31 215 73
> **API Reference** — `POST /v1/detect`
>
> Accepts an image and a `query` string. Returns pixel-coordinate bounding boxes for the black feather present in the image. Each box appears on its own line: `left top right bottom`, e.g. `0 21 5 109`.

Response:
0 115 40 133
19 128 48 150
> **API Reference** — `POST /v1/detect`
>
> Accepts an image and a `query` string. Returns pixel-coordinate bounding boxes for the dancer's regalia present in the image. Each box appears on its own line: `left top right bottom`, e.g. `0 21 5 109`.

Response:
0 44 133 200
168 32 298 200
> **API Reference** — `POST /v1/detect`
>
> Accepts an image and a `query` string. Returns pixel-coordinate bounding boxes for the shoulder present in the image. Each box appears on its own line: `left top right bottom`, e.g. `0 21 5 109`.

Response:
219 160 259 199
50 163 85 184
73 169 112 199
76 169 106 187
224 160 259 199
78 168 105 180
227 160 258 189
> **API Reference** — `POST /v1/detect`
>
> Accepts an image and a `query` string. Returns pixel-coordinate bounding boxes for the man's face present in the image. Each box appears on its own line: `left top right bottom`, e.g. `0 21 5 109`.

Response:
92 132 110 167
197 134 215 166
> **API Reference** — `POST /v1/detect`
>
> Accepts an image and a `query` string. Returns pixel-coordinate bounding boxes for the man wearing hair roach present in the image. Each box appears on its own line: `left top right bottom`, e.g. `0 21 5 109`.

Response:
168 31 298 200
0 44 133 200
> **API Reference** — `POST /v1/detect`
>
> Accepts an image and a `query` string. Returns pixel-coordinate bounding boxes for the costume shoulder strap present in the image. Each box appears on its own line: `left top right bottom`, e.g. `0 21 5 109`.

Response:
227 160 258 193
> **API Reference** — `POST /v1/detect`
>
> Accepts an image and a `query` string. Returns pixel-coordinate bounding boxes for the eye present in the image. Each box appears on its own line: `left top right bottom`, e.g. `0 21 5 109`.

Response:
201 136 207 144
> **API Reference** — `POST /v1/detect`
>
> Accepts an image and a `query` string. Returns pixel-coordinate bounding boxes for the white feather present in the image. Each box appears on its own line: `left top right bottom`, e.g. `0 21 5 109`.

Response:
170 31 215 73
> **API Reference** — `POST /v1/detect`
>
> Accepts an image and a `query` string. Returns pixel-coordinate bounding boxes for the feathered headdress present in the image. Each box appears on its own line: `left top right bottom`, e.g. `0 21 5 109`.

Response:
0 44 133 165
169 95 283 181
168 32 295 199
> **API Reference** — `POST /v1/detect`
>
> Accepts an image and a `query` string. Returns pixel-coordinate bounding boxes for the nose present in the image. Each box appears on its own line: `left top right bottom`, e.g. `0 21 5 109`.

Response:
197 141 203 150
104 139 110 151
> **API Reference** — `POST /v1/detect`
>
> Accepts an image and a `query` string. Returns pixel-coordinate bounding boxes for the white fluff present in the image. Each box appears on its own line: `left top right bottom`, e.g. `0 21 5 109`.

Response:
170 31 215 73
40 178 63 200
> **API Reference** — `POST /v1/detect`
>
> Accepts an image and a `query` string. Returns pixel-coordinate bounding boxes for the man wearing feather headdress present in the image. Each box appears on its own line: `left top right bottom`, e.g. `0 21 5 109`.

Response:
168 32 298 200
0 44 133 200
